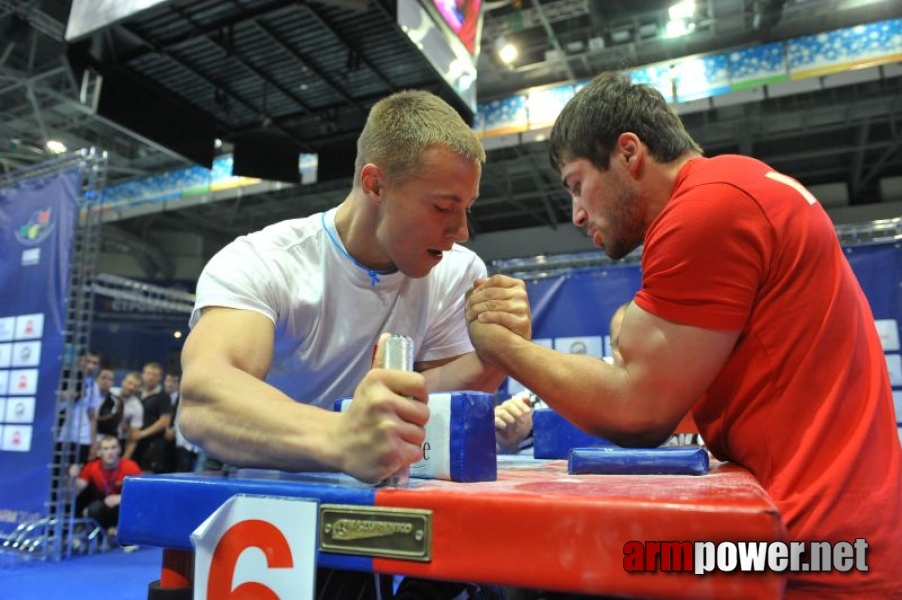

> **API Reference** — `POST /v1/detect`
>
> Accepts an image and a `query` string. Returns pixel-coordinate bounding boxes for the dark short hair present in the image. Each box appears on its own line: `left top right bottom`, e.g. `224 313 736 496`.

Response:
549 71 702 172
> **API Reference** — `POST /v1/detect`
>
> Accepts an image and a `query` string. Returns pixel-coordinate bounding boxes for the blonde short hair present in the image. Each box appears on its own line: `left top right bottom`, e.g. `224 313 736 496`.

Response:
354 90 485 187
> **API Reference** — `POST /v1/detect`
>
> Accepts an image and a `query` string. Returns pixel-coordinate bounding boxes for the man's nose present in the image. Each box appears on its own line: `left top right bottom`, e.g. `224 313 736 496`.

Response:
572 197 587 227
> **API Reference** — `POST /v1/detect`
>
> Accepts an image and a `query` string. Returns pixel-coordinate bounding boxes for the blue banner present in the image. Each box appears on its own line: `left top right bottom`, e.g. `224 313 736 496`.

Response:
0 167 79 536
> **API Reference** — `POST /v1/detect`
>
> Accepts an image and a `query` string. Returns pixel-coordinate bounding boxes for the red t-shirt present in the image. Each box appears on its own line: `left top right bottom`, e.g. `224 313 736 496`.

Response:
634 155 902 597
78 457 143 497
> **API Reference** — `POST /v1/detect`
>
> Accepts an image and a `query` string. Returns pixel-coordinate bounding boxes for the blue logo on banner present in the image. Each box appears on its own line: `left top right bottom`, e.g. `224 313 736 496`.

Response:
14 208 54 246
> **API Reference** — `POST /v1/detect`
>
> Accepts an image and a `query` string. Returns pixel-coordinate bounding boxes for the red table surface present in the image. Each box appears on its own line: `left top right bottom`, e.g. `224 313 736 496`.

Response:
373 459 786 598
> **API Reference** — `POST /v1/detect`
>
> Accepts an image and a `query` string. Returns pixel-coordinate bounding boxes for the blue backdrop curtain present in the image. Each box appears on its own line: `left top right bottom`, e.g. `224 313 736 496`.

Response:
0 166 80 536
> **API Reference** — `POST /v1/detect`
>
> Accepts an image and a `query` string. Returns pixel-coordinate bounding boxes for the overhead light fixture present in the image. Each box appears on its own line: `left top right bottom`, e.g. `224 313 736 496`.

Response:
664 0 698 39
664 19 693 38
495 36 518 66
45 140 67 154
668 0 696 21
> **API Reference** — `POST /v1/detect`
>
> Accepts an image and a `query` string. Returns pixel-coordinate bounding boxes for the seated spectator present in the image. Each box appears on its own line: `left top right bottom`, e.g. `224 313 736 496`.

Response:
71 435 142 536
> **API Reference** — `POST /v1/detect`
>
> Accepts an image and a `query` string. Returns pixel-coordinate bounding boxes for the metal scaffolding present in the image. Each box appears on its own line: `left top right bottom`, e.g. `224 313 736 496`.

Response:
0 148 108 562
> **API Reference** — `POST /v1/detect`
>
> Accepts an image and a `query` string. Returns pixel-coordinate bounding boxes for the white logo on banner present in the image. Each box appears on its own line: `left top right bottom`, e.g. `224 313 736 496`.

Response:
875 319 901 351
6 397 35 424
0 318 13 342
11 341 41 367
0 371 9 396
2 425 32 452
886 354 902 388
554 335 603 358
21 247 41 266
0 344 11 368
14 314 44 340
8 370 37 396
191 494 317 600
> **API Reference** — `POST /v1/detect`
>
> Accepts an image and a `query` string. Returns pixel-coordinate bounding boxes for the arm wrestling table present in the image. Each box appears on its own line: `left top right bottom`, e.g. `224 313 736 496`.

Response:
118 457 786 598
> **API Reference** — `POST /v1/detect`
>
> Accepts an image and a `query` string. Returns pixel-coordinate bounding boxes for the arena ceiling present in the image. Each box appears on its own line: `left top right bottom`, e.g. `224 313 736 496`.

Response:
2 0 902 276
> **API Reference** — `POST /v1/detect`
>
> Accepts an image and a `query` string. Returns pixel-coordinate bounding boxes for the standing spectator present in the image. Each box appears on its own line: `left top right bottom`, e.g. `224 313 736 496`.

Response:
94 368 121 438
58 350 102 466
134 362 172 473
162 372 180 471
72 435 142 536
164 372 180 405
114 372 144 460
165 372 200 472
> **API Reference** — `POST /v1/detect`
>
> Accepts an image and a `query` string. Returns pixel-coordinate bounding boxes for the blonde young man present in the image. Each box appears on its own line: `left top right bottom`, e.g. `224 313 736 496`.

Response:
180 90 530 600
180 90 530 483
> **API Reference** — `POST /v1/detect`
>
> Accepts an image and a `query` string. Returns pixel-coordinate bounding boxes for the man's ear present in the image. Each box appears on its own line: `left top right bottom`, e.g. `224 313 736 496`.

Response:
360 163 384 202
618 132 643 176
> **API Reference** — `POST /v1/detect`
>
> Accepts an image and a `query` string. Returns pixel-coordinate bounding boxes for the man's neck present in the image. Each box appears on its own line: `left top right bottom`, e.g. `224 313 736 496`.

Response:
334 195 393 272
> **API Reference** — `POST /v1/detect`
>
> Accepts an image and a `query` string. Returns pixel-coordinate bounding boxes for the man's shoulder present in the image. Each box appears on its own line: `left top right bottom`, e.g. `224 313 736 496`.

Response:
678 155 771 191
120 458 142 474
235 214 324 253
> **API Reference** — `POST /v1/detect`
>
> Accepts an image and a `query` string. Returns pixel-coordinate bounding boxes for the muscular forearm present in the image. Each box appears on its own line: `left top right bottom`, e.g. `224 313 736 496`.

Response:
485 334 674 446
179 364 343 472
422 351 506 394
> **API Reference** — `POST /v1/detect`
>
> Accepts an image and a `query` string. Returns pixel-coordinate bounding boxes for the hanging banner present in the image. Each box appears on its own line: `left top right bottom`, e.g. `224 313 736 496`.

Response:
0 167 80 536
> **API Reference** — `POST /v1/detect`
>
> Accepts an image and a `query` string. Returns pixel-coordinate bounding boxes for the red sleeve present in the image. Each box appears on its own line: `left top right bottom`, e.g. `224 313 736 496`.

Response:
77 462 91 480
122 459 144 477
634 183 773 331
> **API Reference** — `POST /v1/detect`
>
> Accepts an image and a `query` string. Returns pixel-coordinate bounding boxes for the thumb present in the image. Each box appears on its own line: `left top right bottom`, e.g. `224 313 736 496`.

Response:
371 332 392 368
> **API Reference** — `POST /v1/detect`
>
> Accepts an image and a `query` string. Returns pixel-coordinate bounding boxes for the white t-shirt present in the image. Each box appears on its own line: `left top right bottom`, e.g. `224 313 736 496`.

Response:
119 394 144 438
58 378 101 445
190 208 486 408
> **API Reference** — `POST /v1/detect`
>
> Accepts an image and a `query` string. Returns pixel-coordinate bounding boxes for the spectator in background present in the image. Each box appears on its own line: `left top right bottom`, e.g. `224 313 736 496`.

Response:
134 362 172 473
162 371 180 470
58 349 102 466
114 372 143 460
95 368 122 438
71 435 142 537
163 372 180 405
163 371 199 472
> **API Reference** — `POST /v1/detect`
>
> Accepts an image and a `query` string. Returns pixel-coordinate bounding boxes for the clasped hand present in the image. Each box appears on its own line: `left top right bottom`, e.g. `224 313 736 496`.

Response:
465 274 531 364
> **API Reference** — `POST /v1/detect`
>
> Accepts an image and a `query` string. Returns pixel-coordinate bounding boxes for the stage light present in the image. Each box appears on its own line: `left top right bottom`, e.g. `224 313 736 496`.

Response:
45 140 67 154
496 37 518 65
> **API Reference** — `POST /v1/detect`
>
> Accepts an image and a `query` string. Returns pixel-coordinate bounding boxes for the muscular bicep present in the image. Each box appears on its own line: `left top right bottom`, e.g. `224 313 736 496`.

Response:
182 307 276 380
621 302 738 432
